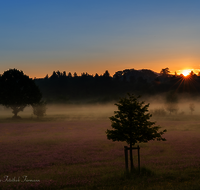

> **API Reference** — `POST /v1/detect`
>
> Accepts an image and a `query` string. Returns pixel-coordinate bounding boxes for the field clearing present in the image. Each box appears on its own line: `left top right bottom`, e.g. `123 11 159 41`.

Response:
0 109 200 189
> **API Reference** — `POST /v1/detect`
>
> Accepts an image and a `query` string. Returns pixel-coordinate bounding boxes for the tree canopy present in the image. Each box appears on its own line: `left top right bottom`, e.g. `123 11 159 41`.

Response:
160 68 170 76
106 94 166 145
0 69 42 118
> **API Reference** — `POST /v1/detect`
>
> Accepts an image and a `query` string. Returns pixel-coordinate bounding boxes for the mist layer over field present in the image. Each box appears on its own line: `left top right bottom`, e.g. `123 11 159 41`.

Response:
1 94 200 119
0 96 200 189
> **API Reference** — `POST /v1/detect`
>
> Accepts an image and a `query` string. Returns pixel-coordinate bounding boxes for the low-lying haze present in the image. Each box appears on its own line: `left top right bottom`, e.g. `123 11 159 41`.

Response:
1 95 200 120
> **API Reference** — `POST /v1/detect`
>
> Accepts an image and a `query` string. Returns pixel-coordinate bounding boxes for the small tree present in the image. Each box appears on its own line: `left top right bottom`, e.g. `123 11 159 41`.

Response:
32 101 47 118
151 108 167 117
160 68 170 76
189 103 195 114
106 93 166 171
165 103 179 115
165 91 179 114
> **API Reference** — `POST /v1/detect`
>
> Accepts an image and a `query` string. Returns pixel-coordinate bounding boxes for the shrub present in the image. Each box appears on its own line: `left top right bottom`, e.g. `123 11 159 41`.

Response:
152 108 167 117
32 101 47 118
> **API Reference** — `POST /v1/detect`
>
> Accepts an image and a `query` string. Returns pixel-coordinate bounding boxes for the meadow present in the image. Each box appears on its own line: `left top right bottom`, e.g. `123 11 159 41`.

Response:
0 103 200 190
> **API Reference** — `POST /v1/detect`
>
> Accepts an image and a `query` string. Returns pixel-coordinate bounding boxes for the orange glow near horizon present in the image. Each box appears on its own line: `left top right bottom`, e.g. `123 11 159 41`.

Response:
176 68 199 76
2 60 200 79
26 68 200 79
181 69 191 77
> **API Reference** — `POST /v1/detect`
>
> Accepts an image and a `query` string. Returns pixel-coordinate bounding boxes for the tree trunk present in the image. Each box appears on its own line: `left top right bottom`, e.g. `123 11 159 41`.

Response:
129 137 134 171
13 109 18 118
12 106 20 118
130 143 134 171
129 123 134 172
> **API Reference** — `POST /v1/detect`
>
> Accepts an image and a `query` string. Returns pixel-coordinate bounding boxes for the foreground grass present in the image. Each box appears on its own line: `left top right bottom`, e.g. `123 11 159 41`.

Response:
0 115 199 190
1 166 200 190
77 168 200 190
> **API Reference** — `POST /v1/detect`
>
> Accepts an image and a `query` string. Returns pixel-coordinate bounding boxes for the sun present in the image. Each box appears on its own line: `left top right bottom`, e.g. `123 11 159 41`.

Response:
182 69 191 77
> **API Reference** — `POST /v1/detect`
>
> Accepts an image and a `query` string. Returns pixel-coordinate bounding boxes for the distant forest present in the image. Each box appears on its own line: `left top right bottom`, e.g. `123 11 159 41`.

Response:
34 68 200 103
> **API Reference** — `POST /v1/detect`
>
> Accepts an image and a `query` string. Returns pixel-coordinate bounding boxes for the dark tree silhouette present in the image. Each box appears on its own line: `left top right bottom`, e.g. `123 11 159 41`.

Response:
62 71 66 77
68 72 72 78
160 68 170 76
73 72 78 77
94 73 99 78
0 69 42 118
56 70 61 77
33 68 200 104
106 93 166 171
50 71 58 79
103 70 110 78
44 74 49 79
113 71 123 81
190 71 194 76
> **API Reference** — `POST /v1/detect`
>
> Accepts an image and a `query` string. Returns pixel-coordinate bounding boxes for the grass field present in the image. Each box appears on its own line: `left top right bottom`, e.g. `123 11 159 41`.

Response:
0 105 200 190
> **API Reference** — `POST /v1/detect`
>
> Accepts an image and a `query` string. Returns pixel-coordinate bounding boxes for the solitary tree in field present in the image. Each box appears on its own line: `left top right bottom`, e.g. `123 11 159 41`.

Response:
106 93 166 171
0 69 42 118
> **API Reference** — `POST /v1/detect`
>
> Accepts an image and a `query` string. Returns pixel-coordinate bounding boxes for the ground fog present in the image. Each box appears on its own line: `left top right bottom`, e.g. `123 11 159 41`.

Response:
1 96 200 119
0 100 200 189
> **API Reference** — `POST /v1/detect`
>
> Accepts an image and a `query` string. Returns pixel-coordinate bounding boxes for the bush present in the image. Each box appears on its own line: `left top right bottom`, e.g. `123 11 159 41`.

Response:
165 91 179 114
32 101 47 118
152 108 167 117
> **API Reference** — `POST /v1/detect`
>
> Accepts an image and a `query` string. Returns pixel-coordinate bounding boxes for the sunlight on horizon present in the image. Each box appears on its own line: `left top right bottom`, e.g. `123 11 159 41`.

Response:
182 69 191 76
176 68 199 76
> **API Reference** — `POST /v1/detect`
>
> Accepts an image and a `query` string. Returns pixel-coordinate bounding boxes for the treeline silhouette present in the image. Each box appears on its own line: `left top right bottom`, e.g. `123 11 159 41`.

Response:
34 68 200 103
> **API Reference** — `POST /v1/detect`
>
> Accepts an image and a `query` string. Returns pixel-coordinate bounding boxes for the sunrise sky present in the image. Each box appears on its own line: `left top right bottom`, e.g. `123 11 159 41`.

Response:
1 0 200 78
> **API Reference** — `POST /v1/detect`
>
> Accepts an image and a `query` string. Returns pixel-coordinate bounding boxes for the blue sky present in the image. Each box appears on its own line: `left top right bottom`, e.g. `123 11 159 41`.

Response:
1 0 200 78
